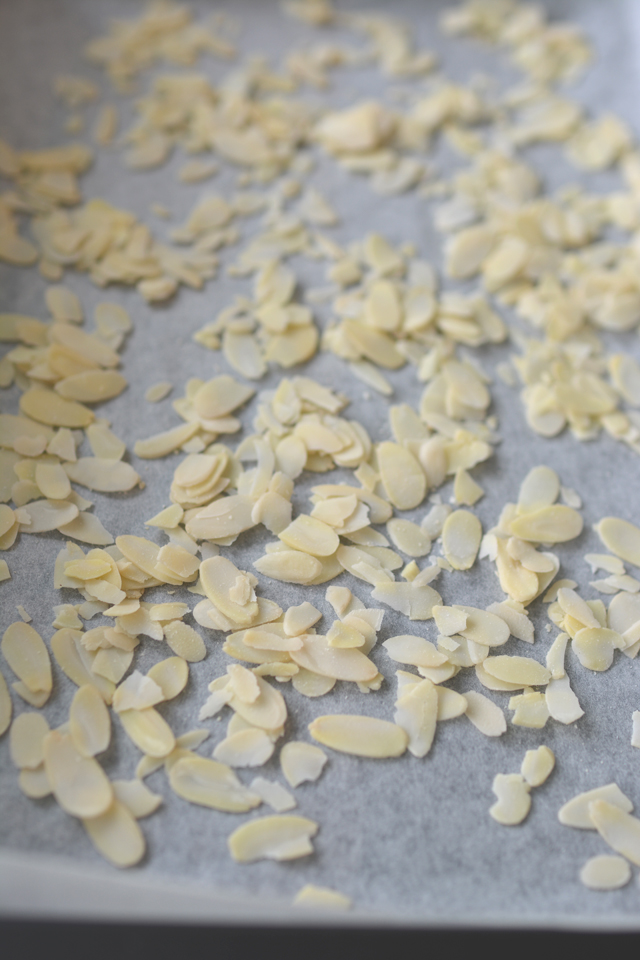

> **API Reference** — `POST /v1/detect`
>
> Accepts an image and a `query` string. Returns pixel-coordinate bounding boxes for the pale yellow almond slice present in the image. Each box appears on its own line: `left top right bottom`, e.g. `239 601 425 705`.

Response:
557 587 600 628
309 714 408 758
453 468 484 506
34 462 71 500
55 371 128 404
43 730 113 818
69 684 110 757
386 518 431 558
229 674 287 731
455 606 510 647
59 512 114 546
279 515 339 557
383 635 448 668
116 535 182 586
595 517 640 567
185 495 256 541
483 655 550 686
49 322 119 368
283 602 322 637
228 815 318 863
20 388 93 428
372 581 442 620
134 421 200 459
82 799 145 868
507 538 556 573
227 664 260 704
433 606 468 637
442 510 482 570
243 629 302 652
18 499 79 534
51 629 114 704
145 381 172 403
169 755 261 812
0 668 11 736
394 677 437 758
0 504 16 537
2 622 52 695
293 885 352 910
446 225 495 279
517 466 560 514
559 784 633 828
291 668 336 698
490 774 531 825
86 423 125 460
162 621 206 662
65 459 140 493
589 800 640 865
9 711 50 769
213 728 275 767
19 764 52 799
193 376 254 420
437 687 467 720
546 633 569 679
249 777 296 812
464 690 506 736
573 627 622 671
0 414 53 448
486 601 534 643
545 676 584 724
326 620 364 649
119 707 176 758
147 658 188 701
495 539 540 604
290 634 377 682
510 691 549 728
12 684 50 708
377 442 426 510
254 550 322 584
580 855 631 891
200 556 259 626
509 506 583 543
145 504 183 529
280 741 328 787
521 745 555 787
0 559 10 581
112 779 162 818
156 544 199 581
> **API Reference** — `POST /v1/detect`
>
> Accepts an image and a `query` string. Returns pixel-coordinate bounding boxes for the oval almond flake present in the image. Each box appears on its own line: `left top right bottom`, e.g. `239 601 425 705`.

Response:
279 515 340 557
147 657 188 700
442 510 482 571
308 714 408 758
19 764 52 799
580 855 631 891
82 799 146 868
43 730 113 818
228 815 318 863
65 458 140 493
377 442 426 510
509 505 583 543
200 556 258 626
112 779 162 818
464 691 506 737
18 499 79 534
163 621 206 662
386 518 431 558
254 550 322 585
69 684 111 757
589 800 640 866
483 656 551 686
169 755 261 812
20 388 94 429
34 462 71 500
119 707 176 758
1 622 52 695
213 728 275 767
595 517 640 567
55 370 128 403
133 421 200 459
290 634 377 682
383 635 448 668
9 711 50 769
559 784 633 828
229 674 287 731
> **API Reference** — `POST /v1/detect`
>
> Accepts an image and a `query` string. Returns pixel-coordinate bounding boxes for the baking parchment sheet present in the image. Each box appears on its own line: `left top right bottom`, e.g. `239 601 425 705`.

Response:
1 0 640 928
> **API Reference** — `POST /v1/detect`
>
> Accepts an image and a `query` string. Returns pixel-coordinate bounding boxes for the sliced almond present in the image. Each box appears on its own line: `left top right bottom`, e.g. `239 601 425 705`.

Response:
43 730 113 818
1 622 52 696
464 690 506 736
112 778 162 818
580 855 631 891
589 800 640 865
69 684 111 757
82 799 145 868
213 728 275 767
228 815 318 862
490 774 531 825
442 510 482 570
308 714 408 758
9 711 50 769
119 707 176 758
169 755 261 812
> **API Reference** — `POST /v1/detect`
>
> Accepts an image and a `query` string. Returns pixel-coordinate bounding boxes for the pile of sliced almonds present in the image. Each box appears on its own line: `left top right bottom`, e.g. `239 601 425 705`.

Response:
3 0 640 914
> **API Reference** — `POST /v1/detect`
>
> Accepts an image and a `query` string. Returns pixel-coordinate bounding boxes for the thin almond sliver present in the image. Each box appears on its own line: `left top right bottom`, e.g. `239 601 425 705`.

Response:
0 669 11 736
112 779 162 818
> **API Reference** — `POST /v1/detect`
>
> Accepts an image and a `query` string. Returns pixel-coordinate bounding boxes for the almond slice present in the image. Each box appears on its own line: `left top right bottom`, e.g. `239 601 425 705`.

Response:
490 774 531 825
69 684 111 757
521 746 555 787
558 784 633 828
442 510 482 570
43 730 113 818
580 855 631 891
280 741 328 787
589 800 640 865
595 517 640 567
9 711 50 769
147 657 188 700
509 506 583 543
213 728 275 767
290 634 377 682
169 755 261 812
112 779 162 818
377 442 426 510
0 669 11 736
119 707 176 758
1 621 52 696
308 714 408 758
228 815 318 862
464 690 506 737
483 655 550 686
82 799 145 868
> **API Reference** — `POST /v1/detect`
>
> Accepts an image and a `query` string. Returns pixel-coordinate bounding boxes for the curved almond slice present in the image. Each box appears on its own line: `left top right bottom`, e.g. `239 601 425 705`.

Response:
116 535 182 586
580 855 631 891
595 517 640 567
386 519 431 558
291 634 377 682
442 510 482 570
243 629 302 652
193 376 254 420
521 745 555 787
0 504 16 538
464 690 506 736
18 499 79 534
446 225 494 279
572 627 621 672
69 684 111 757
559 784 633 828
394 677 437 758
200 556 259 626
113 779 162 818
280 741 328 787
51 629 114 704
254 550 322 585
545 676 584 724
279 515 339 557
383 635 448 668
517 466 560 514
229 674 287 731
58 512 114 546
163 621 206 662
119 707 176 758
147 657 188 700
34 462 71 500
2 622 52 695
486 601 534 644
372 581 442 620
19 764 52 799
50 323 119 368
483 655 550 686
169 755 261 812
509 506 583 544
455 606 510 647
43 730 113 818
185 495 256 541
490 774 531 825
65 458 140 493
133 421 200 459
495 539 539 603
228 815 318 862
55 371 127 403
557 588 600 628
213 728 275 767
20 388 93 428
589 800 640 866
0 669 11 736
437 687 467 720
250 777 296 813
608 592 640 635
309 714 408 758
9 711 50 768
82 799 145 868
377 442 426 510
291 668 336 698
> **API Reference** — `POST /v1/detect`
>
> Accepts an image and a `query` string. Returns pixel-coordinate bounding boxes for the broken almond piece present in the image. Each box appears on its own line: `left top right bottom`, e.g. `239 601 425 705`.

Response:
490 774 531 825
521 746 555 787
